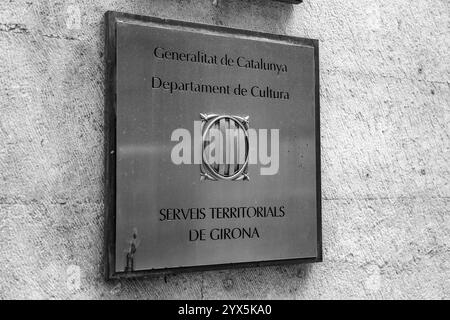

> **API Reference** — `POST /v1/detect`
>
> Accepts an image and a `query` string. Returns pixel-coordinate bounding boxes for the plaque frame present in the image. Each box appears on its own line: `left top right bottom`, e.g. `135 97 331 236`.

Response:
104 11 321 280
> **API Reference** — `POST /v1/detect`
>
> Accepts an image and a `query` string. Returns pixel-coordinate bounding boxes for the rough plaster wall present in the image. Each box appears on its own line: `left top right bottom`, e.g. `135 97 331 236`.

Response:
0 0 448 299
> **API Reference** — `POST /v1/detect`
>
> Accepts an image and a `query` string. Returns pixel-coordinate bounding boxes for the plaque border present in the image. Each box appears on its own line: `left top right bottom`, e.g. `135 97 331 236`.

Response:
104 11 322 280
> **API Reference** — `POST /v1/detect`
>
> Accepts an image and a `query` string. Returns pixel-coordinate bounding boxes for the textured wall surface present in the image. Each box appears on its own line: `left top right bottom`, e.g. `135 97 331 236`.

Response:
0 0 448 299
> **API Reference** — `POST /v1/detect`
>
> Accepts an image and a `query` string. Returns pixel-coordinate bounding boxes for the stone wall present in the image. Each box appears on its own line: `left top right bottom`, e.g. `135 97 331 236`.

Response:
0 0 448 299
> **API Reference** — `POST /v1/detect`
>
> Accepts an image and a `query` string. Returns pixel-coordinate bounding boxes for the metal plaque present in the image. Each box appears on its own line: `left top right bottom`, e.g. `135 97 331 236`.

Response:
105 11 321 279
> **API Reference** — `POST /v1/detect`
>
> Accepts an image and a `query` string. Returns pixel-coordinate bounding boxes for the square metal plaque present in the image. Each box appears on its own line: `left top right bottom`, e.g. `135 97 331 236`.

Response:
105 11 321 279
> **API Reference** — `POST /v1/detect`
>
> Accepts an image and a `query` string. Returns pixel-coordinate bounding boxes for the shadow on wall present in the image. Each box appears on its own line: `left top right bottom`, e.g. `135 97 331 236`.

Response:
139 0 296 33
110 263 314 298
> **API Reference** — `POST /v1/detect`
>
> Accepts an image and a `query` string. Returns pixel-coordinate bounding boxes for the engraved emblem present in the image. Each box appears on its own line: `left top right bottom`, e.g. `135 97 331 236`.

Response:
200 113 250 181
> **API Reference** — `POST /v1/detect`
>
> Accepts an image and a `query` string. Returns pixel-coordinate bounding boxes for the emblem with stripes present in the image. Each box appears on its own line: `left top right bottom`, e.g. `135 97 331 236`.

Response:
200 113 250 181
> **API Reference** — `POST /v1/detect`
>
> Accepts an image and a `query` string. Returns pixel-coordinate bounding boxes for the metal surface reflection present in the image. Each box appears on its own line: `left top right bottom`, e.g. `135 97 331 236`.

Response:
104 12 321 279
